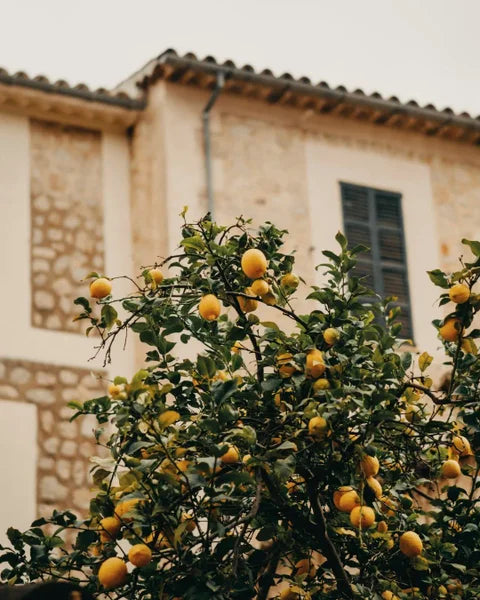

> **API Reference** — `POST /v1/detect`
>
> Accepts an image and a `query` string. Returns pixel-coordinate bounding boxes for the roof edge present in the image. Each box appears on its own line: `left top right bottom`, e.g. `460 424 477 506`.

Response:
117 49 480 144
160 52 480 134
0 69 146 110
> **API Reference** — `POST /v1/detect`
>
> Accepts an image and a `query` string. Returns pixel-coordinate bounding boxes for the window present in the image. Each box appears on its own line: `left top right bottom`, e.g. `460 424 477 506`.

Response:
340 182 413 340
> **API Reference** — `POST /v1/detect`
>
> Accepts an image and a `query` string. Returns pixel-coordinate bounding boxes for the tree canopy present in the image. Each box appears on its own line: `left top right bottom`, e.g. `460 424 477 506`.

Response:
1 214 479 599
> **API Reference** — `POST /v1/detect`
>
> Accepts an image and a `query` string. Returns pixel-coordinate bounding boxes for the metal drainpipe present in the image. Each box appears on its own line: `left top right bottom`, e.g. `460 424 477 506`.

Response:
202 72 225 219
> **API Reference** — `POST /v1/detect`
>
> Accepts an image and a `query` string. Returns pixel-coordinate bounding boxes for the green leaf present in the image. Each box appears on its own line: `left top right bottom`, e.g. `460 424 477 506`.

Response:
181 235 205 252
401 352 412 370
462 238 480 257
335 231 348 250
411 556 429 571
75 529 97 551
418 351 433 372
213 379 238 404
92 468 112 487
427 269 449 289
273 455 295 481
101 304 118 330
83 271 99 280
197 355 217 379
260 321 280 331
73 297 91 312
6 528 22 552
321 250 341 264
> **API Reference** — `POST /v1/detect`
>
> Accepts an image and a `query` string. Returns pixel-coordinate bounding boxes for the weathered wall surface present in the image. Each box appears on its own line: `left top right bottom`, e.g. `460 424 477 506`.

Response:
213 114 312 282
430 158 480 273
0 358 104 517
0 108 135 539
30 119 104 332
131 81 480 352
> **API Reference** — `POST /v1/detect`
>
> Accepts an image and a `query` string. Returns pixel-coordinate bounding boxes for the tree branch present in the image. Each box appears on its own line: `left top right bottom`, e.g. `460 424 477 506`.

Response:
256 544 282 600
261 469 354 599
303 478 354 599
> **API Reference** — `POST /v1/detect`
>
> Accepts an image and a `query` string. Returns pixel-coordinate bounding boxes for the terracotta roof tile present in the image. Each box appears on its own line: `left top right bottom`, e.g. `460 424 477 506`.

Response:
0 67 145 110
117 49 479 144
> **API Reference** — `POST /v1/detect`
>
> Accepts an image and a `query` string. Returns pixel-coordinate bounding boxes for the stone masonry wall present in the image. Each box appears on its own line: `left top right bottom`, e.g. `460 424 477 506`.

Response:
30 119 104 332
0 358 104 518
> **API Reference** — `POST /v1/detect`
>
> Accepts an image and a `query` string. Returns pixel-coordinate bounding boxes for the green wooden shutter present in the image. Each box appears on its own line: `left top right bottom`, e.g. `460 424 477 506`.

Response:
341 182 413 340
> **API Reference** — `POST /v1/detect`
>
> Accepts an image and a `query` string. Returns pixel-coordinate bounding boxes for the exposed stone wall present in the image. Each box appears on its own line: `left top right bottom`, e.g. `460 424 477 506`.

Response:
0 358 105 518
30 119 104 332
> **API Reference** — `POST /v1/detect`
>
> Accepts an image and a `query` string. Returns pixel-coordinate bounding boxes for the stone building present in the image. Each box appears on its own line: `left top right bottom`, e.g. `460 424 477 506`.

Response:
1 49 480 540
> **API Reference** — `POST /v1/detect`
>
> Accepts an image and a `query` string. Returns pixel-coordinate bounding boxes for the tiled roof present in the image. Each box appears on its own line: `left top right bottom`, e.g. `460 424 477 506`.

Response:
0 67 145 110
2 50 480 144
118 49 480 145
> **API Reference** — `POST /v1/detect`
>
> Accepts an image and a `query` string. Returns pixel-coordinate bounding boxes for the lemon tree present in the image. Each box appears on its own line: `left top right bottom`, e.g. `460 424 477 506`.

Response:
1 215 480 599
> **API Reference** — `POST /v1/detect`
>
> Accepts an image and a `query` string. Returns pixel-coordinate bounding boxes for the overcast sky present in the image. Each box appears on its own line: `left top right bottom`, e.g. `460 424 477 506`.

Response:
1 0 479 114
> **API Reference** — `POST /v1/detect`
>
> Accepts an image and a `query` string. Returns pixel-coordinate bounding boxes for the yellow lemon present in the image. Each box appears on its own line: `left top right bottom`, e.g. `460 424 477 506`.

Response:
333 486 353 510
308 416 329 440
90 277 112 299
360 454 380 477
338 490 360 513
148 268 164 285
279 587 300 600
238 288 258 313
350 506 375 528
313 378 330 392
439 318 462 342
280 273 299 290
231 341 243 354
262 291 276 305
381 592 399 600
461 337 477 354
379 496 397 517
98 557 127 589
323 328 340 345
442 459 461 479
366 476 383 498
251 279 269 296
220 445 239 464
277 353 296 378
306 349 326 379
114 498 142 521
399 531 423 557
128 543 152 567
241 249 268 279
377 520 388 534
158 410 180 429
198 294 221 321
452 434 473 457
449 283 470 304
99 516 121 541
144 531 171 549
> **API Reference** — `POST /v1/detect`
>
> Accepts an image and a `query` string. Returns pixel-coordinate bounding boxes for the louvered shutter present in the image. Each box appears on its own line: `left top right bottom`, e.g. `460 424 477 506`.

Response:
341 183 413 340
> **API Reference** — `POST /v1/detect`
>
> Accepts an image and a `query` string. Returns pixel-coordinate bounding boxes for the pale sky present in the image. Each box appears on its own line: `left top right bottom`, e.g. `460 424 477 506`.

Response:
1 0 479 115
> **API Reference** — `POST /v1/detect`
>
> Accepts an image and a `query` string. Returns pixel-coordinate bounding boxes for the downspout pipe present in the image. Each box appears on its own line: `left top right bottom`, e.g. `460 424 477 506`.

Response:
202 71 225 219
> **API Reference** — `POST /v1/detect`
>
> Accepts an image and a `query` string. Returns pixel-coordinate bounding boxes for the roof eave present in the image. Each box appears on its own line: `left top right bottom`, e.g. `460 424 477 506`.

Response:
130 50 480 145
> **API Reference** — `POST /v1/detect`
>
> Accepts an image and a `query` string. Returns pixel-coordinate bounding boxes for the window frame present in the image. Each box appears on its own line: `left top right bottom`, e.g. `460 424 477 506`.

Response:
340 181 414 340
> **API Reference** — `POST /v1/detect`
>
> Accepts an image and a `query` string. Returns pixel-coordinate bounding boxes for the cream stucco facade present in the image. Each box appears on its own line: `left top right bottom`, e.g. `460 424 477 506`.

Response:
1 53 480 540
